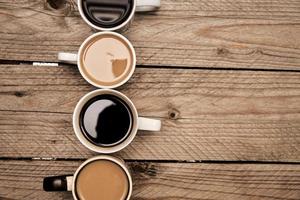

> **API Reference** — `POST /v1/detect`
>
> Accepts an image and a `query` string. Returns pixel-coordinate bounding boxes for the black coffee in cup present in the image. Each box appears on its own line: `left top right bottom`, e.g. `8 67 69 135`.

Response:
79 94 133 146
81 0 134 28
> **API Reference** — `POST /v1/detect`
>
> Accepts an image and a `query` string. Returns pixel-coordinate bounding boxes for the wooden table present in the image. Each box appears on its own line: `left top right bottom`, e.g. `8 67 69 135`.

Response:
0 0 300 199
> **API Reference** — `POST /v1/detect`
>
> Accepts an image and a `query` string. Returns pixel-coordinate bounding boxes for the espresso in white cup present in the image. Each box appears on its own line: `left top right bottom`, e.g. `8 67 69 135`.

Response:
73 89 161 153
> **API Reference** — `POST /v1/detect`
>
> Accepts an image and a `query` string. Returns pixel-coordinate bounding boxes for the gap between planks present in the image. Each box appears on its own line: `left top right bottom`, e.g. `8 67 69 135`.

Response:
1 157 300 165
1 60 300 73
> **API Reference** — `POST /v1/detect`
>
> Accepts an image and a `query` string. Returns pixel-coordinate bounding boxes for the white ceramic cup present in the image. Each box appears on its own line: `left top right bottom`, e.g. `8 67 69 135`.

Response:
73 89 161 154
78 0 161 31
43 155 132 200
58 31 136 89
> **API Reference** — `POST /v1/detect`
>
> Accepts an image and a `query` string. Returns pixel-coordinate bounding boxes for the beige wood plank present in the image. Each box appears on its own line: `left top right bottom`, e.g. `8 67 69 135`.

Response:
0 64 299 161
0 160 299 200
0 0 299 69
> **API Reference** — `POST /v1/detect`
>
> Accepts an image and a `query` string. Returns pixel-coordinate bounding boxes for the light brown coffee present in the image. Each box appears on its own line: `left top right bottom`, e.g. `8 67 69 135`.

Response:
80 33 134 86
76 160 129 200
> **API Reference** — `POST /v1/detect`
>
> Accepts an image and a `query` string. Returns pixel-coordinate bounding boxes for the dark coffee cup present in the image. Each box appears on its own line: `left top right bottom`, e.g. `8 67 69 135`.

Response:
73 89 161 153
77 0 160 31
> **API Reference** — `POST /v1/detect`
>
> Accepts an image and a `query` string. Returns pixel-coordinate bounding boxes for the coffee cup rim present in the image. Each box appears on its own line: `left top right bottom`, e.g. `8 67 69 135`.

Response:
77 0 136 31
77 31 136 89
72 155 132 200
73 89 139 154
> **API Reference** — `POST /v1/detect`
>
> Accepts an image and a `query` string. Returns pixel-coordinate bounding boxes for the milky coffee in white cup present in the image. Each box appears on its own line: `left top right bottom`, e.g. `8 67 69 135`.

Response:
58 32 136 89
43 155 132 200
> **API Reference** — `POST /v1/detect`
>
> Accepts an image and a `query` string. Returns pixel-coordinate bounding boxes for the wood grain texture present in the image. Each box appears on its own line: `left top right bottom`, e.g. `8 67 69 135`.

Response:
0 0 299 69
0 160 299 200
0 64 299 161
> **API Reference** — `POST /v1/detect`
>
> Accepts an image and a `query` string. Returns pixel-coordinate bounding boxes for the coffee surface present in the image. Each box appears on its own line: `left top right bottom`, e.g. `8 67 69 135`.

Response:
80 33 133 87
80 94 132 146
82 0 134 28
76 160 129 200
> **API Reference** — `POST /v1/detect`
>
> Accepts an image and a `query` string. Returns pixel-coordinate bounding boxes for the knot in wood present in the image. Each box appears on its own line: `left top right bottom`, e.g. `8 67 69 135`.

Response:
14 91 26 97
46 0 67 10
216 47 229 56
131 163 157 177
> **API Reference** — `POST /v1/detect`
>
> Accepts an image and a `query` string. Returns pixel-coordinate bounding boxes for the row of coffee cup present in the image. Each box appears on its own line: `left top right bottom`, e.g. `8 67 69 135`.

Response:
44 0 161 200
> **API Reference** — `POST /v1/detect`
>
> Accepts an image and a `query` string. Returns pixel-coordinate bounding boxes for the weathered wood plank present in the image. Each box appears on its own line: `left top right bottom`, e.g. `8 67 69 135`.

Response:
1 110 300 161
0 0 299 69
0 64 299 161
0 160 299 200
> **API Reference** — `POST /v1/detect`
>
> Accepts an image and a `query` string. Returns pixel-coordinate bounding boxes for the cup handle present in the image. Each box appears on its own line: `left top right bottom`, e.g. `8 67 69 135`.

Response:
136 0 160 12
58 52 78 65
138 117 161 131
43 175 73 192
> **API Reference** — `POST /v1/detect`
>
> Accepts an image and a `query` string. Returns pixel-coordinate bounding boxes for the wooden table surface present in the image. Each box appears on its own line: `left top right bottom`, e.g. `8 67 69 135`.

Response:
0 0 299 199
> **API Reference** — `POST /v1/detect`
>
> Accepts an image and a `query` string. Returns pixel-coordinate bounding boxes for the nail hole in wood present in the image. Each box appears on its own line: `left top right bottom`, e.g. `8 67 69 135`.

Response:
168 108 180 120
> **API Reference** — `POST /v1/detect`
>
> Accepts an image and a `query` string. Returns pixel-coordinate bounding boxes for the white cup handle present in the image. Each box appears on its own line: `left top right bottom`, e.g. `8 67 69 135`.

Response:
58 52 78 65
136 0 160 12
138 117 161 131
66 176 73 191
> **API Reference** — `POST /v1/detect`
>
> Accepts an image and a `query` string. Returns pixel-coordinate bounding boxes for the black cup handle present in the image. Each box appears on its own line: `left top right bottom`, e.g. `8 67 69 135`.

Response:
43 175 73 192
